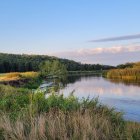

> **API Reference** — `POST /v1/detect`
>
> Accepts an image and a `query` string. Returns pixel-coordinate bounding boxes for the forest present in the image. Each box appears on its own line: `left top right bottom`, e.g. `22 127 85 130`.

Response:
0 53 114 73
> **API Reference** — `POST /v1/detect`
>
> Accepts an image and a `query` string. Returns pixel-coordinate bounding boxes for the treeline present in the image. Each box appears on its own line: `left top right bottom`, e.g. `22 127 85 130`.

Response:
107 62 140 80
0 53 114 73
116 62 134 69
0 53 54 73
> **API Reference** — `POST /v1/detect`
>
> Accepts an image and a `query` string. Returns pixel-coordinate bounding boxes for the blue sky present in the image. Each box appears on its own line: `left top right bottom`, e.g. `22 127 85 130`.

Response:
0 0 140 65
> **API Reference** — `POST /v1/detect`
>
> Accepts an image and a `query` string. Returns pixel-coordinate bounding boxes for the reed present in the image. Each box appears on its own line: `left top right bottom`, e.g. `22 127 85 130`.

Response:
107 66 140 80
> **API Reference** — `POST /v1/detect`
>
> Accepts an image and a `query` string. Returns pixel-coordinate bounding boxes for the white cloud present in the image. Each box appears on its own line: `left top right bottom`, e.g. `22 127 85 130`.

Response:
49 45 140 65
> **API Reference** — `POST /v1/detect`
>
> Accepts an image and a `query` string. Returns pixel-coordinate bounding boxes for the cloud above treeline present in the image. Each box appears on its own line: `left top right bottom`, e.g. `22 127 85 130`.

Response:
57 45 140 56
50 45 140 65
89 34 140 42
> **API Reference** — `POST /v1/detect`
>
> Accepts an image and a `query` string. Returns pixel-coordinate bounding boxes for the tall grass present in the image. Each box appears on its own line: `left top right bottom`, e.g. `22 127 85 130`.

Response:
107 62 140 80
107 67 140 80
0 109 125 140
0 85 140 139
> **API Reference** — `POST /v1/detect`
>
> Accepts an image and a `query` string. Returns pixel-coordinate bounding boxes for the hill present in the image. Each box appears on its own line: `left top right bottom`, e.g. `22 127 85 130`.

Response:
0 53 114 73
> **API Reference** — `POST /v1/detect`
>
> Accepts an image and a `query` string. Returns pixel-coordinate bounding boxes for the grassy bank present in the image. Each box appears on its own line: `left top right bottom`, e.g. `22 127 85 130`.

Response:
0 71 103 89
0 72 42 89
0 85 140 140
0 72 39 81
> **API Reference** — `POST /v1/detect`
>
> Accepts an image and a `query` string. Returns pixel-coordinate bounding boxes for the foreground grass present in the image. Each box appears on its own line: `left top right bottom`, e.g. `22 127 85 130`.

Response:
0 85 140 140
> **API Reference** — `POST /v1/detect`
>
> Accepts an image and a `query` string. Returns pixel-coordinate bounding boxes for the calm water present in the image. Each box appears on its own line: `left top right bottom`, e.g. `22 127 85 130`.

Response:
60 75 140 122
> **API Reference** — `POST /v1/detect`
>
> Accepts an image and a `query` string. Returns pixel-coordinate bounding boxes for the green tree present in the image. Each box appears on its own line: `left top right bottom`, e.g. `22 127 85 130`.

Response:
39 60 68 78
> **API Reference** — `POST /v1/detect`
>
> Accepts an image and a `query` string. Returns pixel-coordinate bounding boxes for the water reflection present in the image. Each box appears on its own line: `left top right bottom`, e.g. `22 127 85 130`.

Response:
64 74 101 85
106 78 140 87
60 75 140 122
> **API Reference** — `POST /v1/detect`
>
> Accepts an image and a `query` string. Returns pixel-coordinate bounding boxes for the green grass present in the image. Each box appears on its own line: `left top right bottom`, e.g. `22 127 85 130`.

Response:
0 84 140 140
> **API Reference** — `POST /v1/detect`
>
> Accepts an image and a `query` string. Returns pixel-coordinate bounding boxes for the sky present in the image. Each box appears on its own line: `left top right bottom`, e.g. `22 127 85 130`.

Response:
0 0 140 65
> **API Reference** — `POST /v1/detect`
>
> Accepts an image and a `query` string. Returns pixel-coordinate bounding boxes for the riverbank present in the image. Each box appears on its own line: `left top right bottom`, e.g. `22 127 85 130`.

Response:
0 71 104 88
68 70 104 76
0 72 42 89
0 85 140 139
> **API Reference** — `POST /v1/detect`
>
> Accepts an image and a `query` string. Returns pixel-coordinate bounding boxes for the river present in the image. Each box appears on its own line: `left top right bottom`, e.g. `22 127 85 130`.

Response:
59 75 140 122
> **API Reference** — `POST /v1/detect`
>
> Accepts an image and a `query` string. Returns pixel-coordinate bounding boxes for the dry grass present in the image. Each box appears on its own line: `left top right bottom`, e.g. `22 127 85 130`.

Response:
126 122 140 139
107 68 140 80
0 72 39 82
107 62 140 81
0 72 20 81
1 110 139 140
0 109 126 140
